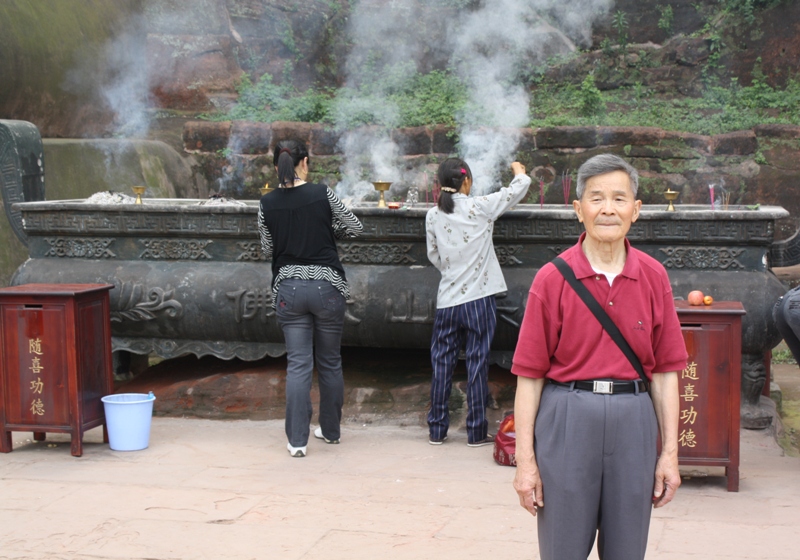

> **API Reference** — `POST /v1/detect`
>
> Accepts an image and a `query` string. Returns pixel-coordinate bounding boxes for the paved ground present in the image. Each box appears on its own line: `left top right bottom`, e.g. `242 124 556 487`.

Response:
1 415 799 559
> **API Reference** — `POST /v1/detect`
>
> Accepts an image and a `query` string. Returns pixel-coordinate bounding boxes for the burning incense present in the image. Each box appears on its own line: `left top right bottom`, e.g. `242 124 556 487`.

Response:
562 170 571 206
721 191 731 210
540 179 545 209
709 184 715 211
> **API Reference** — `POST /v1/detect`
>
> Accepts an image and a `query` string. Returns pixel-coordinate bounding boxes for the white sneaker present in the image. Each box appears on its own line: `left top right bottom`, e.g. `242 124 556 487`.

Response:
314 427 340 444
287 442 307 457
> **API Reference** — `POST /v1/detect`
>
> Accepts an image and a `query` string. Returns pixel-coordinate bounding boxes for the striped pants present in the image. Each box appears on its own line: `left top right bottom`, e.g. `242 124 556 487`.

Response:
428 296 497 444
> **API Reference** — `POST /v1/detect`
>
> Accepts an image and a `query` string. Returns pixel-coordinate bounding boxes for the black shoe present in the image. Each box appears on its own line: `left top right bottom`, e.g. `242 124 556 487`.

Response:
467 434 495 447
429 435 448 445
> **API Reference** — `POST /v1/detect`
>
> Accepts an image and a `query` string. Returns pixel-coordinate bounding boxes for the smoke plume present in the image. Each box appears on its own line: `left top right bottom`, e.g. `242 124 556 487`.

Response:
337 0 614 198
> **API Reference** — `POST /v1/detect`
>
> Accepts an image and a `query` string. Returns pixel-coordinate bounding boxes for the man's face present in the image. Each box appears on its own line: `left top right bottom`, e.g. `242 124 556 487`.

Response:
573 170 642 245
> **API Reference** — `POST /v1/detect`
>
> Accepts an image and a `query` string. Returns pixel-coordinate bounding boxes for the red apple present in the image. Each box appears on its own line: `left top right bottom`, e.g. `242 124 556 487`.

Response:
687 290 705 306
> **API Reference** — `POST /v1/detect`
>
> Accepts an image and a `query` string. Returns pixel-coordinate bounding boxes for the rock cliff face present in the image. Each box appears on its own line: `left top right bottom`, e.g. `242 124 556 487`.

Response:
2 1 799 138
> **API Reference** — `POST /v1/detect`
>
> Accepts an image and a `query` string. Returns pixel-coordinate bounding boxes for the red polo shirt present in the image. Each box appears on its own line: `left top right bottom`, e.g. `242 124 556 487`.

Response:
512 233 688 381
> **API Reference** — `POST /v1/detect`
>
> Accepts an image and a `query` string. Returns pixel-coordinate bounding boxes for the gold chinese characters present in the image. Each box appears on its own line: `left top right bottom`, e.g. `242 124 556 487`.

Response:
679 361 700 448
27 337 45 417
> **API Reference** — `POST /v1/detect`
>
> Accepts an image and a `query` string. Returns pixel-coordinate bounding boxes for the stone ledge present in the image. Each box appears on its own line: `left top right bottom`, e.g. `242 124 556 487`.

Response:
753 124 800 139
713 130 758 156
183 121 231 153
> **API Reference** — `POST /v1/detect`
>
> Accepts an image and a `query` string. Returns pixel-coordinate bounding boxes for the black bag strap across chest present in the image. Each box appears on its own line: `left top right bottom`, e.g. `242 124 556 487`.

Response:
552 257 649 389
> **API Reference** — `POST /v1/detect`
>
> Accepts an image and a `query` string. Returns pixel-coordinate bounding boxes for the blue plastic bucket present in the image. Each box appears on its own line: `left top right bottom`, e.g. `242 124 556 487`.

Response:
101 392 156 451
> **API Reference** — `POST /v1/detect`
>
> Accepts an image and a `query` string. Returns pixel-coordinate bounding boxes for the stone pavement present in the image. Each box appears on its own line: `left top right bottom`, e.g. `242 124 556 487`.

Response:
0 419 799 559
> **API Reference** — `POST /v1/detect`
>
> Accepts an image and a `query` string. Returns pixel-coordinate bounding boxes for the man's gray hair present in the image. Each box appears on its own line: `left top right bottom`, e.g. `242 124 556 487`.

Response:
576 154 639 199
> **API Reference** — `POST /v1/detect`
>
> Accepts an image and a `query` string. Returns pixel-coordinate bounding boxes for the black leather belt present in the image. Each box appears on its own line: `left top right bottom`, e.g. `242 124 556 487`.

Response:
549 379 648 394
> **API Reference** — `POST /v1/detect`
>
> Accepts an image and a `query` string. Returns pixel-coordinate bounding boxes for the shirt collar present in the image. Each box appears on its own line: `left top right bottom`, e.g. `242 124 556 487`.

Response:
572 232 640 280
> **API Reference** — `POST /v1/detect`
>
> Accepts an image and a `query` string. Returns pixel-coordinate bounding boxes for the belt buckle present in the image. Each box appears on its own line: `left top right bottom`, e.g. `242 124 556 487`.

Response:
593 381 613 394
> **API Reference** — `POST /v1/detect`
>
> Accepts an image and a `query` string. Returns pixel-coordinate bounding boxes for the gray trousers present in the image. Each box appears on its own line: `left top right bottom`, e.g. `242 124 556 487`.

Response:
276 279 346 447
535 382 658 560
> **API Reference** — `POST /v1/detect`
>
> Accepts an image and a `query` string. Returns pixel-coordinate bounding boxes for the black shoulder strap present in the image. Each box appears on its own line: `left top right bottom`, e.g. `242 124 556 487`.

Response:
552 257 648 387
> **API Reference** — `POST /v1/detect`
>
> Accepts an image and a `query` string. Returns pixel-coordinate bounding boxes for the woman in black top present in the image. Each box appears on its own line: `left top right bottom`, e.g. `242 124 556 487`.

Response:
258 140 363 457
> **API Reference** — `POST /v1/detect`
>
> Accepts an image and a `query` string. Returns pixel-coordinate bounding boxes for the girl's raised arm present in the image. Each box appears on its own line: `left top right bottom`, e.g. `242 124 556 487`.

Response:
474 165 531 220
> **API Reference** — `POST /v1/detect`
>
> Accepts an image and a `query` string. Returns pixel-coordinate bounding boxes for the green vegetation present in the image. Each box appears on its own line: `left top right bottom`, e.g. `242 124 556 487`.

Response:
210 67 467 129
212 66 800 136
207 0 799 137
772 346 797 365
578 74 605 117
218 73 333 123
333 67 467 128
719 0 786 24
529 77 800 135
611 10 629 49
657 4 674 35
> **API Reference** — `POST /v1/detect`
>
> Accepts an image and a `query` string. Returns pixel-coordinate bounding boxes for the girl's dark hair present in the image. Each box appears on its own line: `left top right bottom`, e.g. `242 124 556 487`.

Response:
273 140 309 188
436 158 472 214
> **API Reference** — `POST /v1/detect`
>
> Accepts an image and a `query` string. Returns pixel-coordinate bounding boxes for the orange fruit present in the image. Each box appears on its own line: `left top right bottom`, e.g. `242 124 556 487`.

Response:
703 295 713 305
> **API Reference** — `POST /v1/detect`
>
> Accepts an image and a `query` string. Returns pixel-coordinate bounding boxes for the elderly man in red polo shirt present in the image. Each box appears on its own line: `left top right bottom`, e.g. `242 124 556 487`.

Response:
512 154 688 560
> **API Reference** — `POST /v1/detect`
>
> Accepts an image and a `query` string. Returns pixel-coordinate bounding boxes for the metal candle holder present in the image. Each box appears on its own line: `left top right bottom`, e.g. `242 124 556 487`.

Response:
372 181 392 208
132 186 146 204
259 183 272 196
664 188 679 212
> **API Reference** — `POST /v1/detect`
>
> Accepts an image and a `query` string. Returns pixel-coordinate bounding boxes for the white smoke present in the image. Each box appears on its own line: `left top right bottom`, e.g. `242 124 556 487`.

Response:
337 0 614 198
60 14 150 138
99 22 151 138
334 130 404 202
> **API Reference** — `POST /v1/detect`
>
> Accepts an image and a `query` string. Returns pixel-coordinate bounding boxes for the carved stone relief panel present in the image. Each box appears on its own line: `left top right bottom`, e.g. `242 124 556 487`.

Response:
494 220 584 241
385 290 434 324
44 237 116 258
659 247 746 269
140 239 212 260
226 288 275 323
110 283 183 323
339 243 416 265
630 221 774 243
236 241 267 262
494 245 523 266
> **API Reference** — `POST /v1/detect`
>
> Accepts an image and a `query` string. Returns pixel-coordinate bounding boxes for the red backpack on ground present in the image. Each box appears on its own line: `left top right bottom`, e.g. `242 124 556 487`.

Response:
493 412 516 466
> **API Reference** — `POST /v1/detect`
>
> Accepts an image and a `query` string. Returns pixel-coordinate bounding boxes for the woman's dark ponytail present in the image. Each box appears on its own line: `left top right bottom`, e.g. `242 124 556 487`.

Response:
436 158 472 214
273 140 310 188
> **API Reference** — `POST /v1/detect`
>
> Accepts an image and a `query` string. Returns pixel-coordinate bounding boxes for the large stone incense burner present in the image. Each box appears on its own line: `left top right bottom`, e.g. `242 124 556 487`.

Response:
4 120 799 427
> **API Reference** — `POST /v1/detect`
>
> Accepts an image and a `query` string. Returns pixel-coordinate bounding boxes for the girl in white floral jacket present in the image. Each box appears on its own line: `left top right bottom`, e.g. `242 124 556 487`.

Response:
425 158 530 446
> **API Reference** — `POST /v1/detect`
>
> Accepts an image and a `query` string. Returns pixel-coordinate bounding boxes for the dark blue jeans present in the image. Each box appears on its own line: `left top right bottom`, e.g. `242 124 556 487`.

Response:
775 286 800 364
276 279 346 447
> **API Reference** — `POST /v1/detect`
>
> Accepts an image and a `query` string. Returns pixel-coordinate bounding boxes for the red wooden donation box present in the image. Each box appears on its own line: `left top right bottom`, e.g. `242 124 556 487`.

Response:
675 301 746 492
0 283 114 457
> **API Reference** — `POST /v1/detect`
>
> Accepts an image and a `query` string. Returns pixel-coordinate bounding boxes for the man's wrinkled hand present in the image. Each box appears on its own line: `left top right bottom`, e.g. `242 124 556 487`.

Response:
653 453 681 508
513 462 544 516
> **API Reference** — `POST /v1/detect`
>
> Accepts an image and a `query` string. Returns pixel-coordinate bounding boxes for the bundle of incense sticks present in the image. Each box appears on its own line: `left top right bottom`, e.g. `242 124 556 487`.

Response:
709 184 715 211
562 170 571 206
721 190 731 210
540 179 544 209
